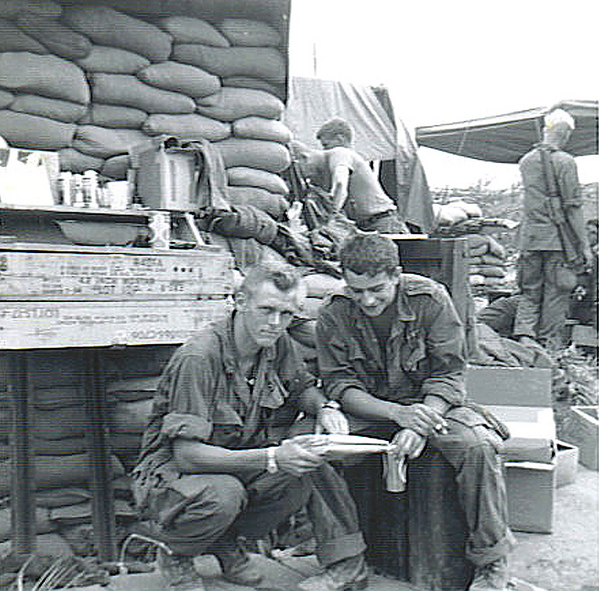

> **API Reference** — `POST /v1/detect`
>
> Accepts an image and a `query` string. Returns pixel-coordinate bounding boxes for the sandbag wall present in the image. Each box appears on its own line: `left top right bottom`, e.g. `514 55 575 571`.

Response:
0 345 178 559
0 350 135 558
467 233 511 294
0 1 292 220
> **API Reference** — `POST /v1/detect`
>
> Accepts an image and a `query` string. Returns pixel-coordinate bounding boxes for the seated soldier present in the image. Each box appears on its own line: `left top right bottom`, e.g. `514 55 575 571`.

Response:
132 261 368 591
316 233 515 591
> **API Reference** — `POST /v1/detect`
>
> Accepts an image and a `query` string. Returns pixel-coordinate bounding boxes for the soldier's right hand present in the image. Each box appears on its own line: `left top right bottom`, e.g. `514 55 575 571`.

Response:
388 403 446 436
275 437 326 476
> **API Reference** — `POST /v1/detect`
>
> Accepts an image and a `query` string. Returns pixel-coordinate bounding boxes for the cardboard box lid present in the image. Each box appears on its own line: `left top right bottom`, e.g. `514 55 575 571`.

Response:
488 405 556 464
466 366 552 407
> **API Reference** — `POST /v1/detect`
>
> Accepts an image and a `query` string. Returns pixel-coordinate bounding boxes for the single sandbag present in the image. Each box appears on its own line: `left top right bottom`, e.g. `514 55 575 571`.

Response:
79 103 147 129
16 13 92 60
0 453 125 495
62 5 172 63
436 204 469 226
233 116 291 144
0 0 62 19
227 167 289 194
481 253 506 266
36 487 92 508
73 126 147 159
172 44 286 84
10 94 87 123
196 87 284 122
91 73 195 114
470 265 506 278
217 18 281 47
0 110 75 149
110 398 153 434
59 148 104 173
222 76 285 100
0 89 13 109
138 61 221 98
34 437 90 456
0 506 54 542
143 113 230 142
226 186 289 220
469 274 486 287
159 15 229 47
469 243 488 258
33 386 81 410
77 44 150 74
0 52 90 104
35 405 86 440
303 273 345 298
102 155 129 180
486 234 506 259
0 18 47 53
106 375 161 402
215 138 290 173
467 233 488 250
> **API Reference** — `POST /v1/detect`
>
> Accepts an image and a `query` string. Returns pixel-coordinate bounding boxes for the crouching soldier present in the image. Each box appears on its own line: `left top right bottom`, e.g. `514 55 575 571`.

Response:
132 261 368 591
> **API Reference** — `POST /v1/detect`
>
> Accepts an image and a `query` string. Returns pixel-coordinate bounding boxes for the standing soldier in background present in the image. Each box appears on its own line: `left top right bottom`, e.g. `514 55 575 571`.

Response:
513 109 592 350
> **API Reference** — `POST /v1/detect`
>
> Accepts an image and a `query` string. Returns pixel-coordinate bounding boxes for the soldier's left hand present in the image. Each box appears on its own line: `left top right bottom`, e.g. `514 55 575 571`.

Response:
315 408 350 435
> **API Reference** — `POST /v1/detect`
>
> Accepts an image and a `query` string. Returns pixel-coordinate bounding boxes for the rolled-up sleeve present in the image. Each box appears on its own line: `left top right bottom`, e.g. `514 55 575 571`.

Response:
161 412 212 442
316 307 368 400
556 153 581 208
160 351 219 443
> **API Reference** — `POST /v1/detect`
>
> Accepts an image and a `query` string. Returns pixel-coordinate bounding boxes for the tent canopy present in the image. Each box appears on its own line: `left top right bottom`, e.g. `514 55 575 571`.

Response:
283 76 399 161
415 100 598 163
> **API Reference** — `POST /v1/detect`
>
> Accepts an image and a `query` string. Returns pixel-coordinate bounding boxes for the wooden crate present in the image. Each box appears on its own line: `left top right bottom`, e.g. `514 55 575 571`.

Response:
0 247 233 300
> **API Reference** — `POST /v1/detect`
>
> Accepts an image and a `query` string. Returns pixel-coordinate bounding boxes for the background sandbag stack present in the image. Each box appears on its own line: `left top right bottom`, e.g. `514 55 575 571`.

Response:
0 350 136 556
467 233 512 294
290 273 345 372
0 3 293 221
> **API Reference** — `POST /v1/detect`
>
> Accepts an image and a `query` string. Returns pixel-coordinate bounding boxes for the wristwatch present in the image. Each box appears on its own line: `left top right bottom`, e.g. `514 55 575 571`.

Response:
320 400 341 411
266 446 278 474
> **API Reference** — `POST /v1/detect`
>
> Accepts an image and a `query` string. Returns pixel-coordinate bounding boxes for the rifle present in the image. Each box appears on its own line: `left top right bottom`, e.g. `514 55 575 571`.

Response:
538 146 586 274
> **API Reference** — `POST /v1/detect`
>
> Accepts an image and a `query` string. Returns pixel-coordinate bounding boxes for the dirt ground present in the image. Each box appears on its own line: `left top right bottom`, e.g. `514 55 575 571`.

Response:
509 465 599 591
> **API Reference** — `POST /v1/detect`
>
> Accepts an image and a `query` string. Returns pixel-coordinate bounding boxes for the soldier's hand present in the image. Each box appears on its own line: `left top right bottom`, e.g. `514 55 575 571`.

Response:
388 403 447 436
275 436 326 476
315 408 350 435
391 428 426 459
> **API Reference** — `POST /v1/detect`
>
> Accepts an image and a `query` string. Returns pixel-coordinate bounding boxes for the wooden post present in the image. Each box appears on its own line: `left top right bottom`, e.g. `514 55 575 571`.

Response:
83 349 116 561
9 350 36 556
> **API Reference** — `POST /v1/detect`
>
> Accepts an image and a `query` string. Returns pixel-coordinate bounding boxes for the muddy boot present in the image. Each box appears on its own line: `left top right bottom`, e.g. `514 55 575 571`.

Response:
156 549 204 591
469 556 509 591
298 554 368 591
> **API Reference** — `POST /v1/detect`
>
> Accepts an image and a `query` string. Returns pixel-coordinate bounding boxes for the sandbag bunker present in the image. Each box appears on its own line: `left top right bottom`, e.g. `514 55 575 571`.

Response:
0 0 292 218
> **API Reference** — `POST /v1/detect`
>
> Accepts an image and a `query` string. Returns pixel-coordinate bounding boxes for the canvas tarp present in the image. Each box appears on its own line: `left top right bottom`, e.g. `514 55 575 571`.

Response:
283 76 434 232
415 100 598 163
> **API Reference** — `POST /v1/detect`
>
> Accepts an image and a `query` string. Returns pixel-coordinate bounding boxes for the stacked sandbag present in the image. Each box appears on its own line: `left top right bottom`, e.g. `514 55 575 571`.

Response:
289 273 345 370
0 4 293 215
467 233 511 293
102 344 176 471
0 351 136 556
106 376 160 472
432 199 483 230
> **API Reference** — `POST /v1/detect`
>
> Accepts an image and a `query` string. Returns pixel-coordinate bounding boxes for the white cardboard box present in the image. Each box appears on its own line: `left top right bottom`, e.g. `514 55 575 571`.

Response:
466 366 556 533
